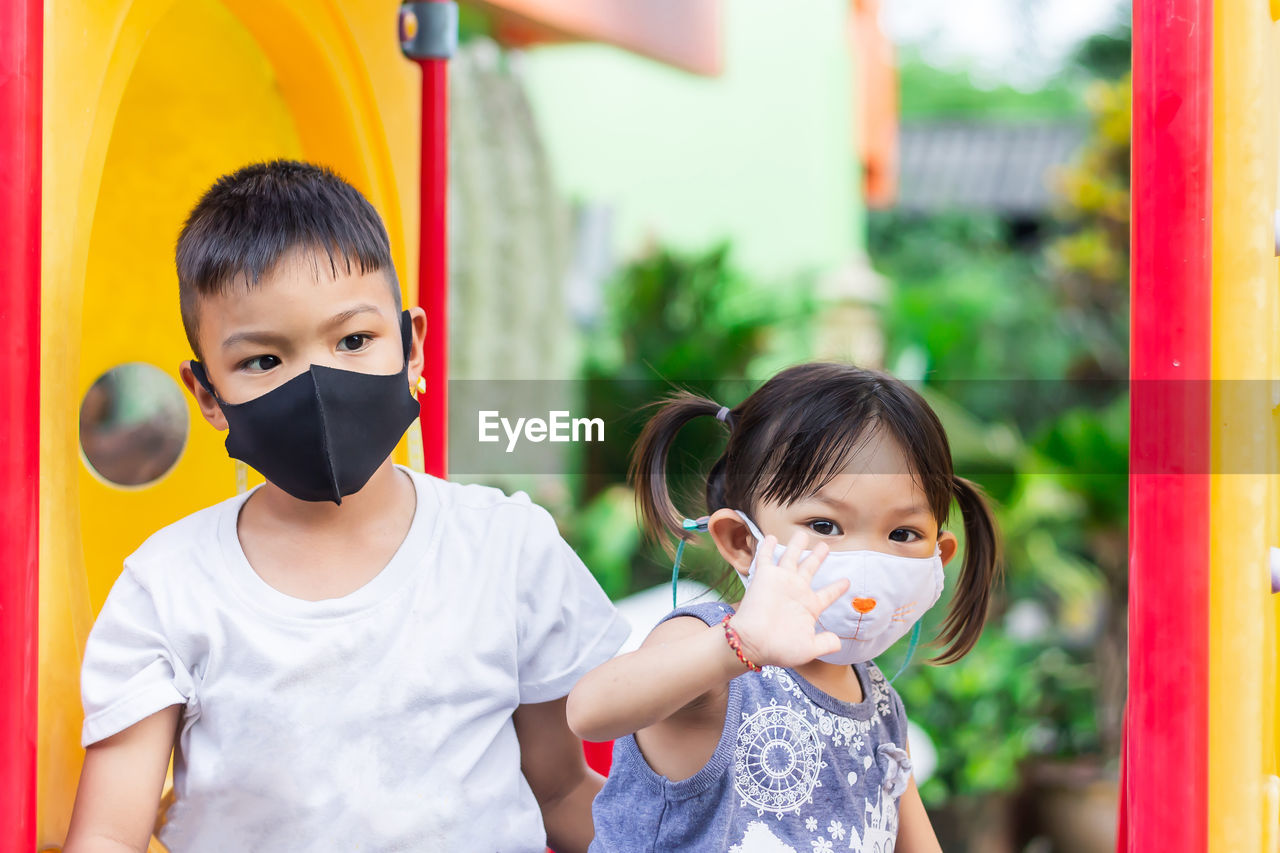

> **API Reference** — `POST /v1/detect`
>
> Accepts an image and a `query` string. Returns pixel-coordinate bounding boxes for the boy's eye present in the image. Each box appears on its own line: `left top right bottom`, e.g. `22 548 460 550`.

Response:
242 355 281 372
807 519 842 536
338 334 371 352
889 528 921 543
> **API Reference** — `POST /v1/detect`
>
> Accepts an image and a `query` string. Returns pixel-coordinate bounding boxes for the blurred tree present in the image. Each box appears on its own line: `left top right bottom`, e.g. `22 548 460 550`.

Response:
897 50 1083 120
564 245 819 598
1067 4 1132 83
1046 76 1131 384
1069 26 1132 82
870 211 1078 432
873 15 1133 806
1040 70 1131 758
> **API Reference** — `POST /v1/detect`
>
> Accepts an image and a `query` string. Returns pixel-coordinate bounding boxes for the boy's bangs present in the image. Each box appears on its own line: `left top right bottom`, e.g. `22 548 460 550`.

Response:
175 160 402 356
206 240 391 296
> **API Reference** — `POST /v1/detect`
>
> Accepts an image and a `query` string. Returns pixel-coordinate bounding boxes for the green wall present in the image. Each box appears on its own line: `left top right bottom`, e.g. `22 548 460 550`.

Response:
521 0 865 280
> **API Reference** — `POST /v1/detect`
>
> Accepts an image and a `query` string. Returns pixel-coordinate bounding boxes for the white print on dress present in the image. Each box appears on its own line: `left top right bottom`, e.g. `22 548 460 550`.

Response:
730 666 912 851
728 820 800 853
734 700 826 818
848 787 898 851
758 667 890 752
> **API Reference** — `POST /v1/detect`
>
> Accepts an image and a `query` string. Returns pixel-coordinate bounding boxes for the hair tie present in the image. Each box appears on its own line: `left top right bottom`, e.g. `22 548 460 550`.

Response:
715 406 732 425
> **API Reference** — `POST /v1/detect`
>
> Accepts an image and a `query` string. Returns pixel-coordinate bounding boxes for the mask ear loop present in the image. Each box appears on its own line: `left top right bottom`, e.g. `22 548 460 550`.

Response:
888 621 923 683
674 509 923 675
672 516 709 609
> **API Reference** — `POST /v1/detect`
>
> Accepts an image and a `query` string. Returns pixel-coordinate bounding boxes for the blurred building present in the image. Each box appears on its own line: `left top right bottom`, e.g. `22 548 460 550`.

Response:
450 0 899 374
894 120 1089 243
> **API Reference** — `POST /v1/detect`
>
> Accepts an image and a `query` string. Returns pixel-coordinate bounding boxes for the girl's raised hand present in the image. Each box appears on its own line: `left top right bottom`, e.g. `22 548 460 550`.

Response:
728 530 849 669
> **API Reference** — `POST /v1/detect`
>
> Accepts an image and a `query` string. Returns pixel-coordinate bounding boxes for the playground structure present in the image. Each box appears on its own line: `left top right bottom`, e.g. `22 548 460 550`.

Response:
2 0 1279 850
6 2 429 847
1126 0 1280 850
0 1 726 848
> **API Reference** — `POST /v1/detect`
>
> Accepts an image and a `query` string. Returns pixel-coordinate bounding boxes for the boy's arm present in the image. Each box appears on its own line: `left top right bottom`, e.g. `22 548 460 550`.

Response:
64 705 179 853
513 697 602 853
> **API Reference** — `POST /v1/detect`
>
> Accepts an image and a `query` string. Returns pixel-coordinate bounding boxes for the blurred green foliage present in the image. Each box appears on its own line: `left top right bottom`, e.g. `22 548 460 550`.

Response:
564 245 819 599
456 5 493 43
897 51 1084 120
1046 75 1132 382
871 212 1079 430
876 27 1131 803
898 628 1098 803
554 16 1133 812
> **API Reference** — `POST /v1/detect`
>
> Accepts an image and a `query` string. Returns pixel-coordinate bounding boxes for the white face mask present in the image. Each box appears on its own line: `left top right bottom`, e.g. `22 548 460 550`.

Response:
736 512 945 666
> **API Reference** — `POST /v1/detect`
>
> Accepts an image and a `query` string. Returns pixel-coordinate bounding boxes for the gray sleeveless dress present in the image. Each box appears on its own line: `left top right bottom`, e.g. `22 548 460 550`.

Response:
590 601 915 852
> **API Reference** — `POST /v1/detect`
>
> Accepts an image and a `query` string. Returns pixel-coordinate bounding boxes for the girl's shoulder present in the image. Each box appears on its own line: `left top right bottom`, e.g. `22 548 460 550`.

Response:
656 599 736 630
856 659 909 723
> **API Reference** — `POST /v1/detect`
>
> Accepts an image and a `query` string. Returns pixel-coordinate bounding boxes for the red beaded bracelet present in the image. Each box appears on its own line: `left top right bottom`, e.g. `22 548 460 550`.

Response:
721 614 763 672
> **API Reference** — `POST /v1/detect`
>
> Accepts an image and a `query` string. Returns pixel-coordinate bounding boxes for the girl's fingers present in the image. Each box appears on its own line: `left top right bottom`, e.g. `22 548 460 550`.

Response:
813 578 850 612
798 541 829 578
778 530 809 570
758 535 777 567
814 630 843 658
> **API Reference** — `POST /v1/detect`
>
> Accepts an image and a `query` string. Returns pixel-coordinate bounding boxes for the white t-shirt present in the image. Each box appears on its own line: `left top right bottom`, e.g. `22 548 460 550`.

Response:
80 468 630 852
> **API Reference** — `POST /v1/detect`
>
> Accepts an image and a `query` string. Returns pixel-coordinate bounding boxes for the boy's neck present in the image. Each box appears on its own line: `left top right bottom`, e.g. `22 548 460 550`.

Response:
245 460 413 531
235 460 419 602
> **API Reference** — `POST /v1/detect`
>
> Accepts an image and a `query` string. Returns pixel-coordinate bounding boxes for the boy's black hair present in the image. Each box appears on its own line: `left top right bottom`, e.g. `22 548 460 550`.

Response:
176 159 400 357
630 363 1002 665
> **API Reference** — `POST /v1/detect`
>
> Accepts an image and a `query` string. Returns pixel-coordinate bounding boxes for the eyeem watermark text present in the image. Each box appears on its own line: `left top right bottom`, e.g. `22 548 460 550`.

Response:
478 410 605 452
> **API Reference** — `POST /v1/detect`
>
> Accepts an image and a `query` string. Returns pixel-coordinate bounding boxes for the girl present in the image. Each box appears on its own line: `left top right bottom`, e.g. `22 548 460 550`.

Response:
567 363 999 852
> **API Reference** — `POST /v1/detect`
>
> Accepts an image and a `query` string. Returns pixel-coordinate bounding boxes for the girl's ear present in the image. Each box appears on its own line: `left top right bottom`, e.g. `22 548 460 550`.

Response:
938 530 959 566
707 508 756 580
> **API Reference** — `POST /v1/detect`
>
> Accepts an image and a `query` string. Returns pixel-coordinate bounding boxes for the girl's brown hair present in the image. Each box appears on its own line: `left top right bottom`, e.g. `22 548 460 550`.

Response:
628 362 1000 664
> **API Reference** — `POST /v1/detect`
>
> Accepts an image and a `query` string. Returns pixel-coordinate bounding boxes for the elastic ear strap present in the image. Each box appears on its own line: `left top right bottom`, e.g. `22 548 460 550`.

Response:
189 360 220 401
888 621 923 684
672 539 687 610
734 510 765 544
400 310 413 362
671 516 710 609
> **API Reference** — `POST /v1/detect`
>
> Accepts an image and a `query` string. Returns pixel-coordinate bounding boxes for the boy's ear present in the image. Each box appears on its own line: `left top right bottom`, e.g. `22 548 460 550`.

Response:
406 306 427 389
179 360 228 431
938 530 959 566
707 508 757 581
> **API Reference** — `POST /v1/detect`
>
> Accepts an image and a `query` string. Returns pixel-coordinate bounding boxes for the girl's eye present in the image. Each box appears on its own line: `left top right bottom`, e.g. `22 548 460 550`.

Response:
807 519 841 536
338 334 371 352
889 528 921 543
242 355 281 372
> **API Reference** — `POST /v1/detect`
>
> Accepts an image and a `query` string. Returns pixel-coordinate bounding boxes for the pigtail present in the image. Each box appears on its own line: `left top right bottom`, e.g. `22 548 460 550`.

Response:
628 391 729 551
930 476 1002 664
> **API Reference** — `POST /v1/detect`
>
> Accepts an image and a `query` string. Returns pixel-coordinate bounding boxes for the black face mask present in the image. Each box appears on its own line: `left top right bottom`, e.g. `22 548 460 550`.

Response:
190 311 421 504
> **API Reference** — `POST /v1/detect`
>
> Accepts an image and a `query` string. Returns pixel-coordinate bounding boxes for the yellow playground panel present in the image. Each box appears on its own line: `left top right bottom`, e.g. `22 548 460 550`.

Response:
1210 3 1280 850
38 0 420 846
30 1 1280 851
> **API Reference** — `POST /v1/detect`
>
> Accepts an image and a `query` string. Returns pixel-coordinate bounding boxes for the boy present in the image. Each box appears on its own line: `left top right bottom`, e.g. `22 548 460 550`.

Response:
64 160 629 852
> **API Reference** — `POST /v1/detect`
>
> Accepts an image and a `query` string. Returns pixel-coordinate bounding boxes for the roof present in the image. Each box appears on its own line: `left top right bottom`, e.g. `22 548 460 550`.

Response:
894 121 1089 215
470 0 723 75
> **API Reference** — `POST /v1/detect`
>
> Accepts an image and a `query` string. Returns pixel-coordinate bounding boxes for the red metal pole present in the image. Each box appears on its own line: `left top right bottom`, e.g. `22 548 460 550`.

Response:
0 0 43 846
1126 0 1212 849
412 2 451 479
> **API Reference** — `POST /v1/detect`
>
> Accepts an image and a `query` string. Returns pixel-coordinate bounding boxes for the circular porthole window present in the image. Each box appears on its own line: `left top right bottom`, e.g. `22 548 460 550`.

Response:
79 363 189 487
